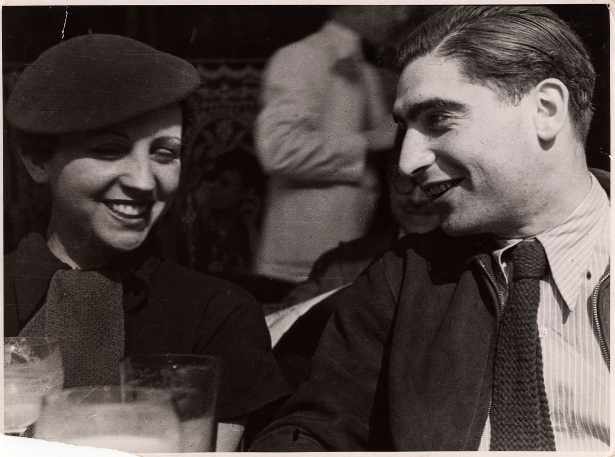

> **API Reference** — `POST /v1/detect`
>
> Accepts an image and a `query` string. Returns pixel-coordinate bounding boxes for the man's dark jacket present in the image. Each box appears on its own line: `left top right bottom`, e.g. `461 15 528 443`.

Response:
250 171 610 451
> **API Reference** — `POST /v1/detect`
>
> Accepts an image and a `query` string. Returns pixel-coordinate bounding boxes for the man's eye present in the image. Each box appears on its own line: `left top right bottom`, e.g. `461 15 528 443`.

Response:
426 112 452 132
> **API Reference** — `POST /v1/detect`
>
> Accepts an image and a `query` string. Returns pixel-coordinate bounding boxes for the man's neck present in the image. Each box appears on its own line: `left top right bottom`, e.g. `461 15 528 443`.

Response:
496 169 593 239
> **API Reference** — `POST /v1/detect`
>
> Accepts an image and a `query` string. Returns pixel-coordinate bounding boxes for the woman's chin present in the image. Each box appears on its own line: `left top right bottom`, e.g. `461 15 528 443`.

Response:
97 231 150 254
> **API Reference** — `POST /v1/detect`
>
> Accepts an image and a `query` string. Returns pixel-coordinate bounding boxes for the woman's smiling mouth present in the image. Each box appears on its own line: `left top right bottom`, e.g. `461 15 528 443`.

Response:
104 201 151 219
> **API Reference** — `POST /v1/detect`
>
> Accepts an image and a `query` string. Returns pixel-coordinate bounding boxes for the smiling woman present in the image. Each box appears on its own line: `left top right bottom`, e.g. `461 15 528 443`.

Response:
22 105 183 269
4 34 290 452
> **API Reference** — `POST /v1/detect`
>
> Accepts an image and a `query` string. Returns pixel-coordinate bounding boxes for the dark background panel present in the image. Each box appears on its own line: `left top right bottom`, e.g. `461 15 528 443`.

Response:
2 4 611 264
550 4 610 171
3 4 609 169
2 5 329 62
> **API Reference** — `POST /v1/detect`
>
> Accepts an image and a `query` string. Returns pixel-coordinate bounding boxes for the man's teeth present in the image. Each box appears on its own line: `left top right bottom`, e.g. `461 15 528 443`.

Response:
108 202 148 216
428 182 455 197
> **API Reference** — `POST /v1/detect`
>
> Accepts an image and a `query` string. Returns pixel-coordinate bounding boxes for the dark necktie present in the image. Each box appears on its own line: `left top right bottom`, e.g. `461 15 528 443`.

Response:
490 239 556 451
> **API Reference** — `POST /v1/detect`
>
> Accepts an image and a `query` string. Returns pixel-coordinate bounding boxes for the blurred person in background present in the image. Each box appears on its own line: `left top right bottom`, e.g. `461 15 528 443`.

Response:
254 5 414 283
269 148 440 391
190 147 266 275
279 147 440 308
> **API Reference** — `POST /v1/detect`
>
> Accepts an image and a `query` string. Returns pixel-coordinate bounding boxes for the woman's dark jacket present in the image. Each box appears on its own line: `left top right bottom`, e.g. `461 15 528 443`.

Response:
4 231 291 421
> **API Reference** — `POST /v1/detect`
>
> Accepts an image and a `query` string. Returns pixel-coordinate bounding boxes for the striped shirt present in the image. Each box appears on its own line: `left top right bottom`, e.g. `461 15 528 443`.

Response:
478 174 610 451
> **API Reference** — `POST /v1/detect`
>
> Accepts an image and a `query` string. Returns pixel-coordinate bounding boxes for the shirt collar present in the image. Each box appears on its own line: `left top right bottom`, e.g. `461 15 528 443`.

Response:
12 231 160 323
536 174 610 309
492 174 609 311
322 20 362 59
13 232 71 324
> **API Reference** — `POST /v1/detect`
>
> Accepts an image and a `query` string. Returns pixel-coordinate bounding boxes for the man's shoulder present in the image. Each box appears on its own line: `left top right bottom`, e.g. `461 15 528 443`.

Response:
330 229 398 263
374 229 488 281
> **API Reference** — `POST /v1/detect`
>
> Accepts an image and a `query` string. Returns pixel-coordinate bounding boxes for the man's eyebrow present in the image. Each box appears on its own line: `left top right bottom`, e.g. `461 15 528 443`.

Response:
396 98 468 123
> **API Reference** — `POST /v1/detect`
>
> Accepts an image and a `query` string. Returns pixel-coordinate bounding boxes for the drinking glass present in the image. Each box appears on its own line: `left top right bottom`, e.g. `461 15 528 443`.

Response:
34 385 181 453
121 354 222 452
4 337 64 435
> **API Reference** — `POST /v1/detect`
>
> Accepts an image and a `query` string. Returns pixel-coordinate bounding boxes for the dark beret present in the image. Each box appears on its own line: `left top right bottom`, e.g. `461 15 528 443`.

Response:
5 34 201 134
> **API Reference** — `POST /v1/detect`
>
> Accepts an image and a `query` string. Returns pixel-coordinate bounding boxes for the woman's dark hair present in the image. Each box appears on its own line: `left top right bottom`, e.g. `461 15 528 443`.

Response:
397 5 596 143
11 129 57 162
179 98 198 158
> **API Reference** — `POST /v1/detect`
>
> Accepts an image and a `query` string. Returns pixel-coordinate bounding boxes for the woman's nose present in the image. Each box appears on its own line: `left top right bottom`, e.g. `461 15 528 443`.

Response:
121 150 156 192
398 128 435 178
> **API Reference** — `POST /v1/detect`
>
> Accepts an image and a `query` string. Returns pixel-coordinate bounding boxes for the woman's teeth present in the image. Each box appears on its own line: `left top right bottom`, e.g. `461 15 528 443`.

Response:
107 202 148 217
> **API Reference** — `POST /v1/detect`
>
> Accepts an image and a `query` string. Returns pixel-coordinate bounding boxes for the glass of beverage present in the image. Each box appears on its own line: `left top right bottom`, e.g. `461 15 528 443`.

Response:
34 385 181 453
120 354 222 452
4 337 64 435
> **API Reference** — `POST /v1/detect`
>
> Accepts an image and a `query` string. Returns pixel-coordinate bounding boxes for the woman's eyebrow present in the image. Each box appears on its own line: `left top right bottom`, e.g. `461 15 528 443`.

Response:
83 129 130 140
151 136 181 147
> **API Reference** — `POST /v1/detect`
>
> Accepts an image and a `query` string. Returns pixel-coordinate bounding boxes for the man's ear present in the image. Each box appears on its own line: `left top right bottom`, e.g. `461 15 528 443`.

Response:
20 153 51 184
532 78 569 143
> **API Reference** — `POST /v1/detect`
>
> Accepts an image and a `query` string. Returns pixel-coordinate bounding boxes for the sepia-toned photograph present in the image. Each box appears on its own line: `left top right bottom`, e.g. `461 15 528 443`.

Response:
2 2 611 455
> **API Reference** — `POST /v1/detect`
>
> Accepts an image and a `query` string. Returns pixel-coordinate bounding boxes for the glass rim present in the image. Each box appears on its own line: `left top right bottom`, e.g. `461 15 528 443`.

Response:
4 336 60 346
42 385 175 405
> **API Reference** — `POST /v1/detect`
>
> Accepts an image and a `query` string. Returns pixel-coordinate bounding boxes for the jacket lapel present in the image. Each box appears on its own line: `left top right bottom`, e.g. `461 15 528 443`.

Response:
13 232 69 326
387 233 498 450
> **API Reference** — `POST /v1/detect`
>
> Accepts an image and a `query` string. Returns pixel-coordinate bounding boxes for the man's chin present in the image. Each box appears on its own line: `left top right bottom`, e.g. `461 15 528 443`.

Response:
402 218 440 235
439 218 481 237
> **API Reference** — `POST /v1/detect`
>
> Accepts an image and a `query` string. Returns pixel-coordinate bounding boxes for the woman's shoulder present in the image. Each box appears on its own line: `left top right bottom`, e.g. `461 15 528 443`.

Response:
150 258 259 307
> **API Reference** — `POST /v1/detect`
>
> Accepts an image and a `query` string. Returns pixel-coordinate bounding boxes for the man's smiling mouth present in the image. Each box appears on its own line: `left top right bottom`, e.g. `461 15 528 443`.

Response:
104 201 150 218
423 179 464 198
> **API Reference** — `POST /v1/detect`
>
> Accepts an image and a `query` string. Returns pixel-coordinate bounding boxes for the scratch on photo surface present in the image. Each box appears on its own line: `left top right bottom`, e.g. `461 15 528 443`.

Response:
316 347 368 391
61 6 68 41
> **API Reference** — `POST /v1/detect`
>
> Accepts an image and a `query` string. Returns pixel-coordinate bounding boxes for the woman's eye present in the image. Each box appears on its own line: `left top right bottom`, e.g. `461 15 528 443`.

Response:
91 144 128 159
151 147 181 164
151 137 182 164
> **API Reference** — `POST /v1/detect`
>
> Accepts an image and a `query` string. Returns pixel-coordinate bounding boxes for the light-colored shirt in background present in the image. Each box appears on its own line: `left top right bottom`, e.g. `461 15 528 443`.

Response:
255 20 390 282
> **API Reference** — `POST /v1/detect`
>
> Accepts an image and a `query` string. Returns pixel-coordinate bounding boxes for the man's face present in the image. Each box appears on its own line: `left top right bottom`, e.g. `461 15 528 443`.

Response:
393 54 541 238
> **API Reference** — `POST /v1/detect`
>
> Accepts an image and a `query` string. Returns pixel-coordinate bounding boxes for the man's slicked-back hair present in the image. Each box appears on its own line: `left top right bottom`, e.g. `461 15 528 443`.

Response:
397 6 596 143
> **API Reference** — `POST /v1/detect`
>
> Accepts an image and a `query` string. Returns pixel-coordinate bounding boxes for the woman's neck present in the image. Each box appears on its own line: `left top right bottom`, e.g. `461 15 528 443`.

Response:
46 230 117 270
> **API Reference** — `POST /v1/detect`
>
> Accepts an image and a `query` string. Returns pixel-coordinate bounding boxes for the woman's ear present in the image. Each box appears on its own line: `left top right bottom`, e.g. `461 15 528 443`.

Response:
20 153 51 184
532 78 569 143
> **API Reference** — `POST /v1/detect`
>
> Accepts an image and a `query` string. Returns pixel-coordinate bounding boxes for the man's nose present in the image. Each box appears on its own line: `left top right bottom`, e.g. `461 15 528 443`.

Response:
398 128 435 178
121 150 156 192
